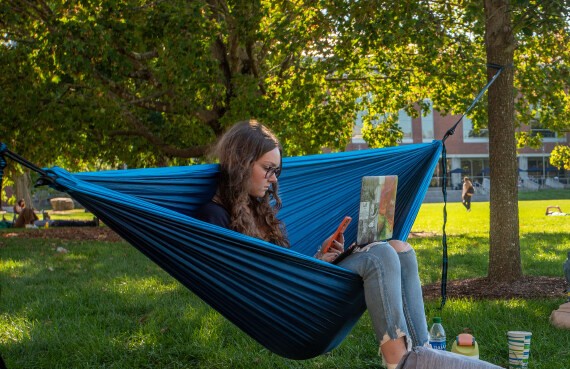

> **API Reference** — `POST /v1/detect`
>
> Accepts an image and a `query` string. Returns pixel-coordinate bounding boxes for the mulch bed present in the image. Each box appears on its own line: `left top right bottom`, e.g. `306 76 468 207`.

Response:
3 227 568 300
422 276 567 300
1 226 124 243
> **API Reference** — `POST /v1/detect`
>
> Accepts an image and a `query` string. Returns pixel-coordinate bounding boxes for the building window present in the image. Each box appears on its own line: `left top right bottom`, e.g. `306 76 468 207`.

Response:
351 95 367 144
460 158 490 185
421 100 434 142
526 157 560 179
352 108 366 144
463 117 489 142
398 109 413 143
530 119 557 140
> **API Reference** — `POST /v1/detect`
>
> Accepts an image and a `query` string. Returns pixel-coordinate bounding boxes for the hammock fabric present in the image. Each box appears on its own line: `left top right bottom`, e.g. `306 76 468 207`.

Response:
1 141 442 360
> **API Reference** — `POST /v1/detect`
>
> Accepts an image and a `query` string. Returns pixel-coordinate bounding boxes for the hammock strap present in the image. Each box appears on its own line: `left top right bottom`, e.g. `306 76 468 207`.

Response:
0 145 48 177
0 144 57 193
442 64 505 143
439 63 505 308
0 144 6 208
439 144 449 308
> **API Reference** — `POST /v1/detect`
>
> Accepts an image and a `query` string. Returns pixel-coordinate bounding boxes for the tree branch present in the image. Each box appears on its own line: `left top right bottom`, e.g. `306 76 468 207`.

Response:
12 0 51 22
128 50 159 61
108 117 209 158
94 69 172 112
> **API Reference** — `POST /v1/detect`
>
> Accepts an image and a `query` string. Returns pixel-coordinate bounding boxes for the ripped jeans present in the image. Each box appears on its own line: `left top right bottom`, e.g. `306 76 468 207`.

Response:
338 242 429 350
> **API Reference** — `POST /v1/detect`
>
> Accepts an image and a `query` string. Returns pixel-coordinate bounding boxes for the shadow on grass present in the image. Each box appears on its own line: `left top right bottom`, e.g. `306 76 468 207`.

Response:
413 232 570 284
424 298 570 369
2 233 569 368
0 238 272 368
520 232 570 276
412 235 492 285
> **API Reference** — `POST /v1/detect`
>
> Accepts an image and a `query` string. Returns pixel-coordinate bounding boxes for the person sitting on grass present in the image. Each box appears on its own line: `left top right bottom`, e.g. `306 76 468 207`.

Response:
545 206 567 216
13 199 99 228
12 198 25 224
13 198 25 215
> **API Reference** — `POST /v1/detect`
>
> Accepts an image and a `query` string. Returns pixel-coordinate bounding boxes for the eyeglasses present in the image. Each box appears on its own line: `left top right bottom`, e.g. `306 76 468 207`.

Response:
264 165 281 179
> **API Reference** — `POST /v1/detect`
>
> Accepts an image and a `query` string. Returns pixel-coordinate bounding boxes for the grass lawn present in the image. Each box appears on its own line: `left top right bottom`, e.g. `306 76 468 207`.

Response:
1 194 570 368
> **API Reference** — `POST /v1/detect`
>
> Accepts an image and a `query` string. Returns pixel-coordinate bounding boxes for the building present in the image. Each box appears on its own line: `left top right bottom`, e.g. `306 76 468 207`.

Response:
348 101 569 190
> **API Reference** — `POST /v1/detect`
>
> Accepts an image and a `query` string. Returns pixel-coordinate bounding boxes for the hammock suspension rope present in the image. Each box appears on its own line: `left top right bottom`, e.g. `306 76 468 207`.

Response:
439 63 505 308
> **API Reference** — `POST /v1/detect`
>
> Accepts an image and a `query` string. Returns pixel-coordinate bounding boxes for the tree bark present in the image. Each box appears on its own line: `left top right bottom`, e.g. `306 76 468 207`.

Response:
484 0 523 281
14 171 33 209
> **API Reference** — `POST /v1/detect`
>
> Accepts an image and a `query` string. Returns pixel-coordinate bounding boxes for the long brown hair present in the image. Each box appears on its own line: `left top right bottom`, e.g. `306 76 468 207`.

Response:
212 120 289 247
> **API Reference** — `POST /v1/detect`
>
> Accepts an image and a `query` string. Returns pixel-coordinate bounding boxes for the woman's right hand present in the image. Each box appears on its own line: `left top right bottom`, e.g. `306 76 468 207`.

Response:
318 249 342 263
316 234 344 263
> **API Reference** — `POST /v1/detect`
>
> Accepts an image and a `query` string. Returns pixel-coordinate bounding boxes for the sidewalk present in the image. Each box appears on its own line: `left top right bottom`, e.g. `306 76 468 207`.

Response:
423 189 489 203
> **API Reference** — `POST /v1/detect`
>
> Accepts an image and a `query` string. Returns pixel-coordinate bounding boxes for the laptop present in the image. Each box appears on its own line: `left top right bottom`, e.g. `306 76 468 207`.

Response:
356 175 398 245
332 175 398 264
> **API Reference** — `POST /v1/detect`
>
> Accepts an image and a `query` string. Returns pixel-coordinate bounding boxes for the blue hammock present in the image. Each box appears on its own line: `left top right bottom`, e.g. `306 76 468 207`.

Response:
0 141 442 360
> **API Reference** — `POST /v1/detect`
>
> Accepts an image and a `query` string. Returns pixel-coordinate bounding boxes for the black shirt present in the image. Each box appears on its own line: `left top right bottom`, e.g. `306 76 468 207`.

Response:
194 201 231 229
196 200 290 247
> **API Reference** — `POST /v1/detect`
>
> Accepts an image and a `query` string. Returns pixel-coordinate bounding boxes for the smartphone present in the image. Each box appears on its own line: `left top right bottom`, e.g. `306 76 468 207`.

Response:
321 216 352 254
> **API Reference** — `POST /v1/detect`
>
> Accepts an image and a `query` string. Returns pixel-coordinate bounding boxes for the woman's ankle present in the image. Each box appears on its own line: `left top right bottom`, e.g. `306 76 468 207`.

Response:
379 337 407 368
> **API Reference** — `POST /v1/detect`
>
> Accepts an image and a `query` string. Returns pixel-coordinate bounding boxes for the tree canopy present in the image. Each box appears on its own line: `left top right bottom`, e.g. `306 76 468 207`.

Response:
1 0 361 170
1 1 568 168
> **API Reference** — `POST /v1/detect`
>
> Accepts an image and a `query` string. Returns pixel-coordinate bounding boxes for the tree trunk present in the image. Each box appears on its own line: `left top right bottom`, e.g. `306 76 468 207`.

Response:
14 171 33 210
484 0 523 281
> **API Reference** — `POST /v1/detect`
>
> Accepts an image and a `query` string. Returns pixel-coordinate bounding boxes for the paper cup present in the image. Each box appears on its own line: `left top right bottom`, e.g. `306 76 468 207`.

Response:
507 331 532 369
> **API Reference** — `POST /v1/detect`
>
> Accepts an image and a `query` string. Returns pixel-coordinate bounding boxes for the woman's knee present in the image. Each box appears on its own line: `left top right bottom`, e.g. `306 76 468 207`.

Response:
350 242 401 276
388 240 412 253
365 241 400 260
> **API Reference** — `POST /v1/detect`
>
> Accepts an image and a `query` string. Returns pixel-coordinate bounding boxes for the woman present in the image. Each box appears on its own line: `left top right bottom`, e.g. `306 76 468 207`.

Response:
13 198 25 215
462 177 475 211
196 120 500 369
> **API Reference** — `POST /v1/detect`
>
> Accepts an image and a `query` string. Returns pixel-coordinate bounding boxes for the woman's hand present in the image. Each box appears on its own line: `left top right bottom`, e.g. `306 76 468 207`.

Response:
316 234 345 263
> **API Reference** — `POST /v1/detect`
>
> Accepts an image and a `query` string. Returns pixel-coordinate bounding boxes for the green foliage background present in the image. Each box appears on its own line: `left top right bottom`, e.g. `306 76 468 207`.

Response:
1 0 568 171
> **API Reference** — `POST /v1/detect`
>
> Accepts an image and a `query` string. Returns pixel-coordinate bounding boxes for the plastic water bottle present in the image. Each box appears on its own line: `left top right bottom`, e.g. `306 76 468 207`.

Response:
429 317 446 350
